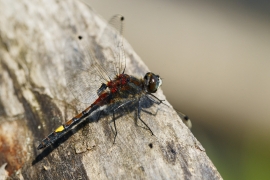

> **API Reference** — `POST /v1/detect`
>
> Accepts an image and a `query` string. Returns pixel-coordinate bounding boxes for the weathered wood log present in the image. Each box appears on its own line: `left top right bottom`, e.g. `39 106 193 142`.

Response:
0 0 222 179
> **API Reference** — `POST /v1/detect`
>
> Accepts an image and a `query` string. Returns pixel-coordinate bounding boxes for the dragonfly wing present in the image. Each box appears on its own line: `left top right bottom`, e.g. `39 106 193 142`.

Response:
63 15 125 104
64 37 104 104
97 14 126 78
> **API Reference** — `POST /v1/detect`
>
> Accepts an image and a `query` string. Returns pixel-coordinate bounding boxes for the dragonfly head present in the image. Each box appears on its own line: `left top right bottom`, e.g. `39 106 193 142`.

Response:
144 72 162 93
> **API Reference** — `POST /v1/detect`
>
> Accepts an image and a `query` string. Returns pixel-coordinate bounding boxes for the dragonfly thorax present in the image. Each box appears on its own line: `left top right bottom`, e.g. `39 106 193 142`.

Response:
106 74 130 93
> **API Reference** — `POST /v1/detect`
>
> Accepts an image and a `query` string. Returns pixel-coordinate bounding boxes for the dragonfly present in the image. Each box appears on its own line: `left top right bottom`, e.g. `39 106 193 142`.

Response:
37 15 190 150
37 15 164 149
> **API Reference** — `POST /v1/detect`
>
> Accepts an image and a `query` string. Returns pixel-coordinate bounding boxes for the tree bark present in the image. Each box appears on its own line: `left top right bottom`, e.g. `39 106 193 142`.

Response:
0 0 222 179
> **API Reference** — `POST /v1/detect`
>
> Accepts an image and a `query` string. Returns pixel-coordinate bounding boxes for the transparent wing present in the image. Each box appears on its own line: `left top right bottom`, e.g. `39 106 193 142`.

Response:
97 14 126 79
64 37 105 104
63 14 125 104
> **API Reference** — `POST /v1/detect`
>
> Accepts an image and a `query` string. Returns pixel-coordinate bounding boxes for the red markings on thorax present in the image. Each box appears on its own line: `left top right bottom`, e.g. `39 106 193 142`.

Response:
90 74 131 106
91 74 143 107
107 74 130 93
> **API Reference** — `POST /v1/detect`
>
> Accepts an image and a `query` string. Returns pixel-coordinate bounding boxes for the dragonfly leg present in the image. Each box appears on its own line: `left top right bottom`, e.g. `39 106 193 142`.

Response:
146 93 168 107
110 99 134 143
137 98 154 136
112 111 117 144
141 108 160 116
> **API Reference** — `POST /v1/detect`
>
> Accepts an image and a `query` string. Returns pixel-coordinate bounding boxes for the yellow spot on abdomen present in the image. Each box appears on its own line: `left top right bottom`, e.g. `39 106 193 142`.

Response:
55 125 64 132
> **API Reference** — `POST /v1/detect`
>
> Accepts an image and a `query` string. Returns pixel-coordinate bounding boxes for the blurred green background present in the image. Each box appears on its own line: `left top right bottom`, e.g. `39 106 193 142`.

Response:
84 0 270 179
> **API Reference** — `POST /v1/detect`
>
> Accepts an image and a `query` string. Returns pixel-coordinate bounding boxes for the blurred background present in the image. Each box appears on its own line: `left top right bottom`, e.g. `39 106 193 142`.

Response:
84 0 270 179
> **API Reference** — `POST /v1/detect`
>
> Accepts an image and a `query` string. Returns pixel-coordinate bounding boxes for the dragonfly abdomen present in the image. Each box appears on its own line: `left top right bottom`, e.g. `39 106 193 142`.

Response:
37 104 100 150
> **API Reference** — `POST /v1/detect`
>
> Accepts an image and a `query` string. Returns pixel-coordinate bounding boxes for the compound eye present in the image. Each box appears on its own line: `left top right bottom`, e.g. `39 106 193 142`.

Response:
144 72 162 93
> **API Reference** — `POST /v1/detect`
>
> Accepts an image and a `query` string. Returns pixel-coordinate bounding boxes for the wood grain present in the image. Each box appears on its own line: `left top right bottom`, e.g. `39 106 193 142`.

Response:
0 0 222 179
